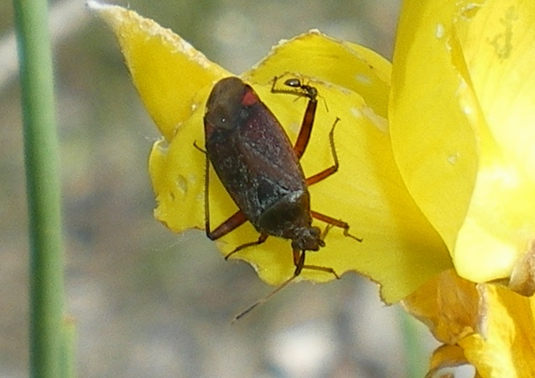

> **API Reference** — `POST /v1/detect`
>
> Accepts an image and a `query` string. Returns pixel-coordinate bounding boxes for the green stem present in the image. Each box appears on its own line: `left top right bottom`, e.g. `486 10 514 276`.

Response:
12 0 66 377
398 307 427 378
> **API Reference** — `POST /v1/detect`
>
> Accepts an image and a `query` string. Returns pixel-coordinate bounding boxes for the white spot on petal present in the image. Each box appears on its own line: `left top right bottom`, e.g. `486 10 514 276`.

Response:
350 107 363 119
363 106 388 133
462 104 473 115
355 74 372 85
435 23 445 39
448 152 460 165
176 175 188 195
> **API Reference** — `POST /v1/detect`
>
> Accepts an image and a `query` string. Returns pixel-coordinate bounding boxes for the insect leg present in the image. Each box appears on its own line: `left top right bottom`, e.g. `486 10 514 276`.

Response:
292 93 317 160
271 76 318 160
225 233 269 260
310 210 363 242
207 210 248 240
293 249 340 278
306 118 340 185
202 139 248 240
204 190 269 260
200 135 268 259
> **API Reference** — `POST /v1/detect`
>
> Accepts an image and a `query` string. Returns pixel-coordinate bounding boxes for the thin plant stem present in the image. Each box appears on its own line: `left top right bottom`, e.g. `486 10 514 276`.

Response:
398 306 427 378
12 0 67 377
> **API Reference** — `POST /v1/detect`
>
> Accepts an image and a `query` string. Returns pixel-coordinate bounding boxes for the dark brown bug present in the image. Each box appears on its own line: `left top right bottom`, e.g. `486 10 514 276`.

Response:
202 76 361 314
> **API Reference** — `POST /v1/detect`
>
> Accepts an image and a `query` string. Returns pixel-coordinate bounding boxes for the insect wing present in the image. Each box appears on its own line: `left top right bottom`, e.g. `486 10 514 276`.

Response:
204 77 307 223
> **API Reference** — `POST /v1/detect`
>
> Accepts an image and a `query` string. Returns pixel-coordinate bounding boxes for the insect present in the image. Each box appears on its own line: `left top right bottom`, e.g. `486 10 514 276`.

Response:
202 76 361 316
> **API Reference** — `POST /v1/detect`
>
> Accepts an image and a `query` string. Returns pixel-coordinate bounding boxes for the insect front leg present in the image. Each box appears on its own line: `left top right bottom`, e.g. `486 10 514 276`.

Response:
310 210 363 243
293 249 340 279
271 76 318 160
305 118 340 185
292 88 317 160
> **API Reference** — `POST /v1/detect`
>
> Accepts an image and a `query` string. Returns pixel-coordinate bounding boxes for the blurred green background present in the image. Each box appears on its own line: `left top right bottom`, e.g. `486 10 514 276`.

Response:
1 0 436 377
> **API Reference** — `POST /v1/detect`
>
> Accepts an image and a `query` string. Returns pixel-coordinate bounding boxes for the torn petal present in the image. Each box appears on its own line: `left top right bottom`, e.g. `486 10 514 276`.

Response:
89 2 230 141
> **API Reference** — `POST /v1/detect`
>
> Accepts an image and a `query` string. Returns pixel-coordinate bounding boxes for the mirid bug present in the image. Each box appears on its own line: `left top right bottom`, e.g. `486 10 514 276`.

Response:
202 76 361 317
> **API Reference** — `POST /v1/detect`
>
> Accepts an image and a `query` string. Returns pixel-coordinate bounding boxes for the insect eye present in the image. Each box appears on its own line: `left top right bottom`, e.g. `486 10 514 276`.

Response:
206 106 233 129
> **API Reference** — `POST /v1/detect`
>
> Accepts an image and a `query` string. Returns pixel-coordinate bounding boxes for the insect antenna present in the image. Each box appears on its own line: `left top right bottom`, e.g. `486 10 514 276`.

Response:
232 274 298 322
193 140 206 153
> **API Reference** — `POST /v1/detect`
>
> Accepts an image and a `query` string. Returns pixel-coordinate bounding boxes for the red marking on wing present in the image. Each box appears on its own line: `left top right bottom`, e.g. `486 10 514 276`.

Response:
242 88 258 106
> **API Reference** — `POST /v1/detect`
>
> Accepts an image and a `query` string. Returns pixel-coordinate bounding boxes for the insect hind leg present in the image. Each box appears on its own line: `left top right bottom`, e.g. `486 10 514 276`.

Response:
196 130 269 261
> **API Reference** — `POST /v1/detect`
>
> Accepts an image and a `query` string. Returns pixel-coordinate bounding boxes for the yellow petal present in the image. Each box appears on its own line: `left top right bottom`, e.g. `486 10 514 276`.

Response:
93 4 452 302
457 0 535 178
426 344 478 378
390 0 481 252
243 31 391 118
391 0 535 287
452 0 535 286
88 1 230 141
403 270 479 345
459 285 535 378
509 243 535 295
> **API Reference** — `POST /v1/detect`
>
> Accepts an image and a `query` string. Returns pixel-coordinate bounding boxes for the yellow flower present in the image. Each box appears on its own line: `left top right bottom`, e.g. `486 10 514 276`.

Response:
89 2 451 303
90 0 535 374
